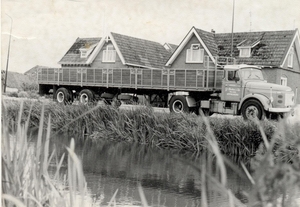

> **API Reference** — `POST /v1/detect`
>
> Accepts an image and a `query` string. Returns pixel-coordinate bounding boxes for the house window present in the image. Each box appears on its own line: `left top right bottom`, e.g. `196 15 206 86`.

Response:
239 47 251 57
79 49 89 58
102 44 116 62
80 50 88 58
280 77 287 86
186 44 204 63
288 47 294 68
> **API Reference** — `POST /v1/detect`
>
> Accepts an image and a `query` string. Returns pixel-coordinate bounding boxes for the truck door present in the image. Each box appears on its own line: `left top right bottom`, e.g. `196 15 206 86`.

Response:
221 70 242 102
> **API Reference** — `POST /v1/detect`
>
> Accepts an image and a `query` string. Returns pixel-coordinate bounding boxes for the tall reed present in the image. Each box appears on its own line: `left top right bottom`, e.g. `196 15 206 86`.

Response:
1 101 89 207
4 99 278 156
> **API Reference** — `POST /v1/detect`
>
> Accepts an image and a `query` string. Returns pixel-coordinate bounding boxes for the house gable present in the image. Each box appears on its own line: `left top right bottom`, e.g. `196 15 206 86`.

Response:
169 35 213 69
89 41 124 68
166 27 217 66
281 29 300 71
86 34 126 65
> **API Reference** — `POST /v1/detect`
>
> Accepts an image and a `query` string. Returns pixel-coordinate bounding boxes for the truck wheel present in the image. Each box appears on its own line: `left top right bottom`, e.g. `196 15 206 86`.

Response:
55 87 72 104
241 100 265 120
79 89 95 104
169 95 189 113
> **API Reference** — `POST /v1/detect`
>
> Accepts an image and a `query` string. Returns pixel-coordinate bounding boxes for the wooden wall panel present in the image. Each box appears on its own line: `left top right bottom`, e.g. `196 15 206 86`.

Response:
95 69 103 83
186 70 196 87
142 70 151 85
175 70 185 87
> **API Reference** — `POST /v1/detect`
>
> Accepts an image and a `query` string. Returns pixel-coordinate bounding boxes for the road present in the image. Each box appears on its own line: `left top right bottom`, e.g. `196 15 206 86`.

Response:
2 95 299 123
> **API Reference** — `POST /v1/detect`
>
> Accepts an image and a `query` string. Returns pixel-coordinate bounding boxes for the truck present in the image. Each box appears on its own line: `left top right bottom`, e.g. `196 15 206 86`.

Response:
38 56 295 120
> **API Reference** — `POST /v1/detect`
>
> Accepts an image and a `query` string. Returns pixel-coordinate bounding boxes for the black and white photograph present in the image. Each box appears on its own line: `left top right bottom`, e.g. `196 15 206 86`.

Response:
2 0 300 206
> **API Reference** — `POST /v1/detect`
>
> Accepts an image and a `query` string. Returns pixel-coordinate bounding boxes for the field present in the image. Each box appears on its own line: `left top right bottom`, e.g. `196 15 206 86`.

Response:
2 98 300 206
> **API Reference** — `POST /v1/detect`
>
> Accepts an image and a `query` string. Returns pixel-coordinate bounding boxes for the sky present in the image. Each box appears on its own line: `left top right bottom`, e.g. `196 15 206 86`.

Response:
1 0 300 74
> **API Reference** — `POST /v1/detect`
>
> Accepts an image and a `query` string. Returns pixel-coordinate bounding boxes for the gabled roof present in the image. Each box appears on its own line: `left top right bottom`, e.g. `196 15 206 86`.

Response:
110 32 172 69
194 28 218 56
166 27 217 66
58 37 101 65
59 33 172 69
215 30 297 66
24 65 47 75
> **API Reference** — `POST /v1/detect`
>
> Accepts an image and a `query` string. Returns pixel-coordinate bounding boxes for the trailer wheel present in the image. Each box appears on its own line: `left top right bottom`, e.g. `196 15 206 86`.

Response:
169 96 189 113
55 87 72 104
241 100 265 120
79 89 95 104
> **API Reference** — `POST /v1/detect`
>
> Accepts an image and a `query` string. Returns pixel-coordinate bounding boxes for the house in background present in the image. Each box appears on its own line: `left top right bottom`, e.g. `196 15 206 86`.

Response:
58 33 172 69
25 65 48 83
166 27 300 103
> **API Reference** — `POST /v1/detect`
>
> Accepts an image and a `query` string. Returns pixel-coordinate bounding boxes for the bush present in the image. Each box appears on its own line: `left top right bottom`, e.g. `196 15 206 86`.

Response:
21 82 38 91
7 92 18 97
17 91 29 98
27 91 40 99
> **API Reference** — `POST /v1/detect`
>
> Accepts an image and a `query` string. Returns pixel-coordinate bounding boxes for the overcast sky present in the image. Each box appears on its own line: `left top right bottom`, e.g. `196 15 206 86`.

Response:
1 0 300 73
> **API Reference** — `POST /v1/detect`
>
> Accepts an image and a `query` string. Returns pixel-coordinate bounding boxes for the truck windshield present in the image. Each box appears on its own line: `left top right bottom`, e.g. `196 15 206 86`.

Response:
239 68 264 80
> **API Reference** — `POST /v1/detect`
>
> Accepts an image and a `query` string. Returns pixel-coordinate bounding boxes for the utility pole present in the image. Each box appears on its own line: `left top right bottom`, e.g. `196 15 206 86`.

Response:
4 14 13 93
230 0 235 57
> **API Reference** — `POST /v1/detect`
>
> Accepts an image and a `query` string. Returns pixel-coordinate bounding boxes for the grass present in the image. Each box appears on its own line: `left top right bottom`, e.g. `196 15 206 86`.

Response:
1 101 89 207
3 99 280 156
2 99 300 206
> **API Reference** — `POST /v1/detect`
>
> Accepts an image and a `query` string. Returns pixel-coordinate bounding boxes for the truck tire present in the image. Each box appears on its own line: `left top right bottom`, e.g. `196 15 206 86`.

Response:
241 100 265 120
79 89 95 104
169 95 190 113
55 87 72 104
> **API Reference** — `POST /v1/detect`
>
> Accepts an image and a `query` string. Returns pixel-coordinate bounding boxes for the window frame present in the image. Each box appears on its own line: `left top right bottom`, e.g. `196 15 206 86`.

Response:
102 44 116 63
238 47 251 58
186 44 204 63
287 47 294 68
280 77 287 86
79 49 88 58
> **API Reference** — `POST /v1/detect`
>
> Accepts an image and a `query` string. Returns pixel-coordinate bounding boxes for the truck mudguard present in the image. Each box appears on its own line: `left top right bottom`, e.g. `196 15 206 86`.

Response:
239 94 270 111
185 96 197 108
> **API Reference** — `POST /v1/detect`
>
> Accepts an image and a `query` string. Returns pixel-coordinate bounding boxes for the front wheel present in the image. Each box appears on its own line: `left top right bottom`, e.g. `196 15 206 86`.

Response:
241 100 265 120
169 95 190 113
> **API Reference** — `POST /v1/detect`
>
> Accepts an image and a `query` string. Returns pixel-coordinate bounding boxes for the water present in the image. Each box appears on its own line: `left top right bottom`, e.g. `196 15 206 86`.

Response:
47 134 252 207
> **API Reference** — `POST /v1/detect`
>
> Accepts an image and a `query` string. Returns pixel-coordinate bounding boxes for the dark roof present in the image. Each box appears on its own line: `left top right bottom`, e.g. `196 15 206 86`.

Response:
215 30 296 66
194 28 219 57
111 32 172 68
59 37 101 64
24 65 47 75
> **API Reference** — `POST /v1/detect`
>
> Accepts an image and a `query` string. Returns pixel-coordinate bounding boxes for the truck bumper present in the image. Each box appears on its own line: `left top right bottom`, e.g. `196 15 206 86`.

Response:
268 107 293 113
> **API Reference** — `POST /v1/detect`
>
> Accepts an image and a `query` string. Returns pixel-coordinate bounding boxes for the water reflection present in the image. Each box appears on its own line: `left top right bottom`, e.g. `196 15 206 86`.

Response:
48 134 251 207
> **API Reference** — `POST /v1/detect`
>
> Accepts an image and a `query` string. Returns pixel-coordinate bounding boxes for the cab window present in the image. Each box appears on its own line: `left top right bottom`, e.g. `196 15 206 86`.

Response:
227 71 235 81
227 70 239 81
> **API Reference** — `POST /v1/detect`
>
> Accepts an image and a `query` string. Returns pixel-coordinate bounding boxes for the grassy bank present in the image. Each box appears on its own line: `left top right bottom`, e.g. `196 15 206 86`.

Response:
3 99 298 158
2 99 300 206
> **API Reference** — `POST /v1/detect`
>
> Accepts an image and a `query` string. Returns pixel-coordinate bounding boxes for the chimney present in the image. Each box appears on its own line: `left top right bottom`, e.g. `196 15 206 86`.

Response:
211 29 215 34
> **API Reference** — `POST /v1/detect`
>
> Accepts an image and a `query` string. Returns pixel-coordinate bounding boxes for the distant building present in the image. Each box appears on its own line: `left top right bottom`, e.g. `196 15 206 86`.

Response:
25 65 48 83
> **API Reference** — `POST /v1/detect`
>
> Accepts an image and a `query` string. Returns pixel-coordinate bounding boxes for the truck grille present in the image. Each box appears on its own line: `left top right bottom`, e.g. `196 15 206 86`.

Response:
285 93 294 106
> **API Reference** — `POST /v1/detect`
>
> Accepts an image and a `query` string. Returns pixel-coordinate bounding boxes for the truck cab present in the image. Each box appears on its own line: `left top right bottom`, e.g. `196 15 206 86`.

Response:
201 65 295 120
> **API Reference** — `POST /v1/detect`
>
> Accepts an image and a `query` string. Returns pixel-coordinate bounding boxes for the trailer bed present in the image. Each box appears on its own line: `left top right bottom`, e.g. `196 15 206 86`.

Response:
38 67 224 92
